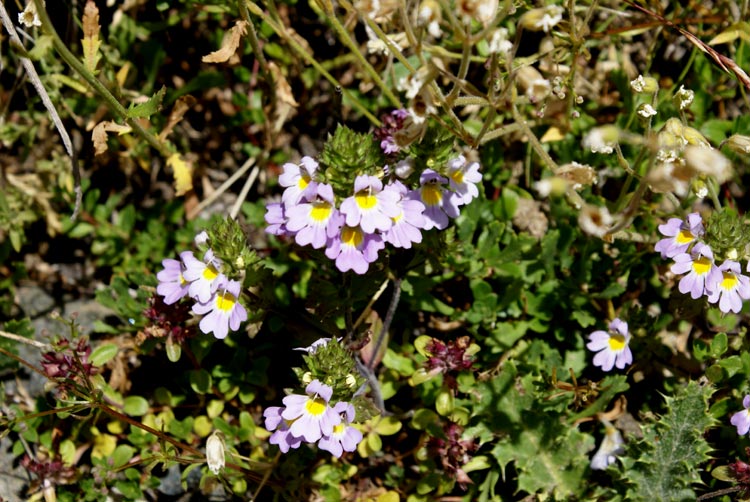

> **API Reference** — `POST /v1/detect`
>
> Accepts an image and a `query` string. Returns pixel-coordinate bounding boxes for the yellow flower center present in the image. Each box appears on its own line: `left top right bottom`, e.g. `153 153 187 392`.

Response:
692 256 712 275
341 227 364 247
421 185 442 207
450 170 464 184
355 191 377 210
202 264 219 281
720 272 738 291
310 202 332 222
305 397 326 416
179 273 188 286
332 424 346 435
215 291 237 312
608 334 626 351
676 229 695 244
392 212 403 224
298 175 310 190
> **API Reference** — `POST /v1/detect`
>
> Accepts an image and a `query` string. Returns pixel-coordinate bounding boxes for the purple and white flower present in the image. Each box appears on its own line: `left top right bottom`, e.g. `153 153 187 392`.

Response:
731 395 750 436
279 156 318 208
281 380 341 443
285 184 343 249
670 242 721 299
586 318 633 372
382 180 426 249
410 169 460 231
264 406 303 453
446 155 482 205
182 249 226 303
264 202 289 237
654 212 704 259
156 256 190 305
339 175 401 234
325 225 385 274
317 402 363 457
192 279 247 339
706 260 750 313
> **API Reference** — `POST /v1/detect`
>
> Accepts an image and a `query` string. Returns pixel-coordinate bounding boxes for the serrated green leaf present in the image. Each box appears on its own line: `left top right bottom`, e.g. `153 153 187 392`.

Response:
127 86 166 119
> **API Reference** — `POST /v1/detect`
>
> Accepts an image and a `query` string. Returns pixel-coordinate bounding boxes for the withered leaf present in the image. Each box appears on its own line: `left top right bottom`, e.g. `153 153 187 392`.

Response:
202 20 249 64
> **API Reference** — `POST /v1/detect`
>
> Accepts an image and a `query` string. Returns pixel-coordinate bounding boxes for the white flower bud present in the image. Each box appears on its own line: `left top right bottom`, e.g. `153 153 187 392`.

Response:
206 431 226 475
674 85 695 110
637 103 657 118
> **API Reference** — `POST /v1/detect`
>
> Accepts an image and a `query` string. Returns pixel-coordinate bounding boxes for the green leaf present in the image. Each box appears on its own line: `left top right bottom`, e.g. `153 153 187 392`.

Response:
89 343 118 366
710 332 728 358
127 86 166 119
123 395 149 416
190 369 213 394
112 444 136 469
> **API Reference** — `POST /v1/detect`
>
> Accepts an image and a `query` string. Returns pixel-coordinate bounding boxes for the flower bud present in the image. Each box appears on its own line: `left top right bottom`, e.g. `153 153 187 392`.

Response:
630 75 658 94
206 431 226 475
723 134 750 155
674 85 695 110
637 103 657 119
682 126 710 147
519 5 564 32
516 66 550 103
684 145 732 184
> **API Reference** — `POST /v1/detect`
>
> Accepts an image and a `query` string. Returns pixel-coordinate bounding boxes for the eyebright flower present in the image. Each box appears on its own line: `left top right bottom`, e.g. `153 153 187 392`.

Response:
590 421 625 470
587 318 633 372
732 395 750 436
410 169 460 231
279 156 318 208
670 242 721 299
707 260 750 314
264 202 289 236
654 212 704 258
285 183 343 249
281 380 341 443
446 155 482 206
192 279 247 339
182 250 226 303
264 406 303 453
156 257 190 305
382 180 426 249
317 402 363 457
339 175 401 234
325 225 385 274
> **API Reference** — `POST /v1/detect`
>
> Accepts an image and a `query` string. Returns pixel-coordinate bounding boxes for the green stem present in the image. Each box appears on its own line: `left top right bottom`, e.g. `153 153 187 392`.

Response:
325 9 402 108
246 1 380 125
33 0 171 157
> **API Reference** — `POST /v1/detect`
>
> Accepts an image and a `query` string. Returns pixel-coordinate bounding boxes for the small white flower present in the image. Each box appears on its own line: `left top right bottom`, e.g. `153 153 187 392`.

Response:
637 103 657 118
582 126 618 154
206 431 226 475
675 85 695 110
18 2 41 27
579 204 613 238
488 28 512 56
630 75 646 93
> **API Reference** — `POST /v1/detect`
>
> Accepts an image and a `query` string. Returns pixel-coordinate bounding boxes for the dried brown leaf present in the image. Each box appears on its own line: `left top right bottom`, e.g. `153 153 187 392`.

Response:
91 121 132 156
202 20 248 64
159 95 197 141
81 0 101 74
168 153 194 196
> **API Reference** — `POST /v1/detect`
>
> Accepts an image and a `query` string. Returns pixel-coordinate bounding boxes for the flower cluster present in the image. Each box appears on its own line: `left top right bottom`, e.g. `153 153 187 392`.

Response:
265 121 482 275
263 337 371 457
155 231 248 339
264 379 362 457
656 212 750 314
423 336 476 390
586 318 633 372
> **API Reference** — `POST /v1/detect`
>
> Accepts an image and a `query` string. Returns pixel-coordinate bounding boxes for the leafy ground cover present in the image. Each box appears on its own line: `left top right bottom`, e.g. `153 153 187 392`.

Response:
4 0 750 500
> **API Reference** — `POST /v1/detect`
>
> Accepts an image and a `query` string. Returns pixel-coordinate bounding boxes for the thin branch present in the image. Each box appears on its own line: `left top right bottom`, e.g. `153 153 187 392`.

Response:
0 2 81 219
